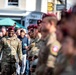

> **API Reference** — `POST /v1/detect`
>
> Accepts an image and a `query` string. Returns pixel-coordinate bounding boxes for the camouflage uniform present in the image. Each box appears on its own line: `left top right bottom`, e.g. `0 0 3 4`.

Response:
54 36 76 75
54 53 75 75
28 36 41 57
28 36 41 75
36 33 61 75
0 35 22 75
72 56 76 75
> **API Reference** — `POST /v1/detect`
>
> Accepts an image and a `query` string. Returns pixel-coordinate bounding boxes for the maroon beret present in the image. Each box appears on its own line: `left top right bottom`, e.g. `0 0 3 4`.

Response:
8 26 15 31
27 25 31 30
33 25 38 29
27 25 35 30
31 25 34 29
42 13 57 19
30 24 38 29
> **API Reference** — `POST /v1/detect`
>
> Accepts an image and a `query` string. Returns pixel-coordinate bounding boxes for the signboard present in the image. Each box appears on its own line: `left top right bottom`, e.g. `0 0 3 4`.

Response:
28 13 42 19
47 2 54 12
56 4 65 11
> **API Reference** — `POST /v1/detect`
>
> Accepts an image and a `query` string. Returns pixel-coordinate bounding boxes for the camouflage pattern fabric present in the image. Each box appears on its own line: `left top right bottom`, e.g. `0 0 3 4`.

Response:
28 37 41 57
0 35 22 75
36 33 61 75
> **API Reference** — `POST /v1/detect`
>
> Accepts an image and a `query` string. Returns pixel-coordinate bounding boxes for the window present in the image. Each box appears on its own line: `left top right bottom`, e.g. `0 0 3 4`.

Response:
22 21 25 26
29 19 37 24
8 0 18 6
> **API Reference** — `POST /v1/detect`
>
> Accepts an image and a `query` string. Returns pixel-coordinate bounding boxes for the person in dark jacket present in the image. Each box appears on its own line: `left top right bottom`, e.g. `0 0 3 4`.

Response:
18 29 30 75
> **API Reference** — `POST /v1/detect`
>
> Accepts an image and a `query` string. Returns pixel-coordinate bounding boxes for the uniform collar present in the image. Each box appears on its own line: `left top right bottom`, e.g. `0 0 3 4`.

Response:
43 32 57 43
7 34 17 40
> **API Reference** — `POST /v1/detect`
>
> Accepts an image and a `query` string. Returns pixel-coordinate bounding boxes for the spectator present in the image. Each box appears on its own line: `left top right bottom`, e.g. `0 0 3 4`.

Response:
1 26 6 37
18 29 30 75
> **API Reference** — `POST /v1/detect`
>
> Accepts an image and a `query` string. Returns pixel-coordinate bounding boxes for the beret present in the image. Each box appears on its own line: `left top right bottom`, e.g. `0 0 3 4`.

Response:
8 26 15 31
33 25 38 29
42 13 57 19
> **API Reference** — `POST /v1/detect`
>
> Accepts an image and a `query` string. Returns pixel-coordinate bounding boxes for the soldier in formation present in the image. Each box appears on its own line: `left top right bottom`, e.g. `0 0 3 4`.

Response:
0 26 22 75
36 13 61 75
54 7 76 75
27 25 42 75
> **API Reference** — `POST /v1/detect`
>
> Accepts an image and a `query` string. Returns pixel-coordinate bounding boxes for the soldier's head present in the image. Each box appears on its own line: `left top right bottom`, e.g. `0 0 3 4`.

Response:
60 11 76 39
8 26 15 37
37 20 42 32
41 13 57 34
27 25 34 38
56 20 64 43
33 25 39 38
62 36 75 56
27 25 33 38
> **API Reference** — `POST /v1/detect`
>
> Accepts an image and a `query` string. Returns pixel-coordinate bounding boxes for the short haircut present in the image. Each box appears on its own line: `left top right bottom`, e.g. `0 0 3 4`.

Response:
20 30 25 33
42 13 58 25
61 11 76 24
45 16 58 25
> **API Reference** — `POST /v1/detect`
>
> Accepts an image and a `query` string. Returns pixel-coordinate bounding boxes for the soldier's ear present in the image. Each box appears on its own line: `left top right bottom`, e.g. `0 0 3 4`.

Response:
49 21 54 26
49 20 52 25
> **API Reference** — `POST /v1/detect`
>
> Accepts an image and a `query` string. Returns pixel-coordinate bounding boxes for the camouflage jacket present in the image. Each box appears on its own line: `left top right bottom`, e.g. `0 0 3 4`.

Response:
54 54 75 75
38 33 61 68
46 33 61 68
28 36 41 57
0 35 22 63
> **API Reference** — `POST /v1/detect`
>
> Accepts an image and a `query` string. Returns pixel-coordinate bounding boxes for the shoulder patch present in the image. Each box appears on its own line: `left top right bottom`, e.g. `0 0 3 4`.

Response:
51 46 59 56
50 41 61 56
52 46 59 52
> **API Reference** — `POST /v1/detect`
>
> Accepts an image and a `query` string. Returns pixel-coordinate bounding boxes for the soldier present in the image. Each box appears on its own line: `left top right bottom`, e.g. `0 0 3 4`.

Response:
36 13 61 75
54 8 76 75
37 19 42 32
0 26 22 75
28 25 41 57
56 20 64 43
54 36 76 75
28 25 42 75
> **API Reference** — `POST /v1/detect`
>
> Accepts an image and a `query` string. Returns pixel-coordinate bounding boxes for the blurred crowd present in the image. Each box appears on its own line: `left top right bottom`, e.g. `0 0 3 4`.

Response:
0 4 76 75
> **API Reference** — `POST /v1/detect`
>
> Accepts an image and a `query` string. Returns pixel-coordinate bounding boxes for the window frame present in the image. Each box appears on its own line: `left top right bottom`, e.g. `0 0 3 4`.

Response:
8 0 19 6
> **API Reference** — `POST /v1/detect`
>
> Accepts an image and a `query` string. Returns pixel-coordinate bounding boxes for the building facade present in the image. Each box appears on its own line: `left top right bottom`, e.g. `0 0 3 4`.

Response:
0 0 71 28
0 0 43 29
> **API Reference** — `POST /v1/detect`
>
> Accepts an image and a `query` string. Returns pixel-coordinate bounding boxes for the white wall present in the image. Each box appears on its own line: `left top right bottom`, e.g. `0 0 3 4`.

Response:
0 0 6 9
26 0 36 11
41 0 47 13
67 0 75 10
19 0 26 10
